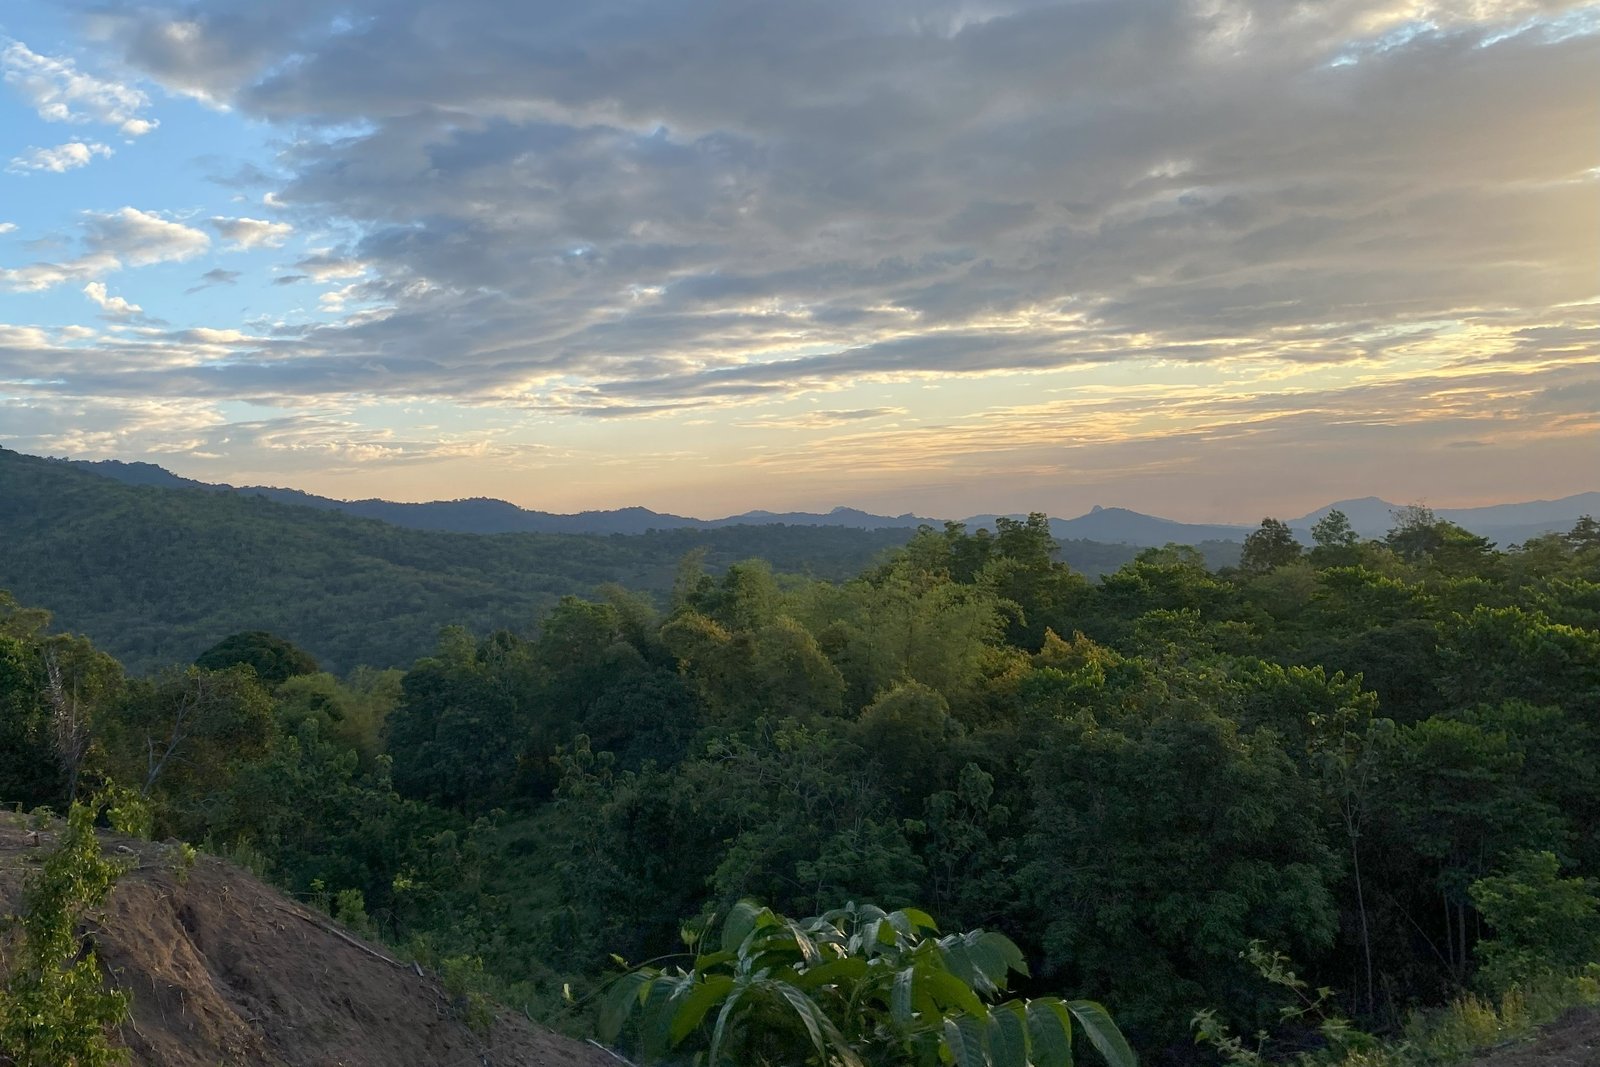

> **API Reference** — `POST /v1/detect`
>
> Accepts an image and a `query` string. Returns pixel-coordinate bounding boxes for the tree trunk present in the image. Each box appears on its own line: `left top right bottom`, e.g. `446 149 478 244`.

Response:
1351 832 1375 1016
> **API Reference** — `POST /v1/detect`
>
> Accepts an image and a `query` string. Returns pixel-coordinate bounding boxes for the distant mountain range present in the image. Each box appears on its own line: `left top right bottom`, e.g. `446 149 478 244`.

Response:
57 456 1600 548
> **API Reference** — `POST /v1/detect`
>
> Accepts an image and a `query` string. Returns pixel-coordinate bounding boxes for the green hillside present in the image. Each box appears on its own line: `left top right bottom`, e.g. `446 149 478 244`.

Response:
0 448 915 673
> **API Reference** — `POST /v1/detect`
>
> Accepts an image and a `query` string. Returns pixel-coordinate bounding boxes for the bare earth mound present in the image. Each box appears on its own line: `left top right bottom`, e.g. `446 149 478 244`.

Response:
0 818 619 1067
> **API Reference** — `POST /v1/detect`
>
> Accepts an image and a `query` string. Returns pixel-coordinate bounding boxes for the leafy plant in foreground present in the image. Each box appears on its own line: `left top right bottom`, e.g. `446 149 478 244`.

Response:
0 798 131 1066
600 900 1137 1067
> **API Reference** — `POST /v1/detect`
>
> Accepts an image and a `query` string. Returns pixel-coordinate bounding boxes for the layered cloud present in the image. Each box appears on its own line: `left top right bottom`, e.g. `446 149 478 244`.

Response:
0 0 1593 512
1 208 210 292
72 1 1594 405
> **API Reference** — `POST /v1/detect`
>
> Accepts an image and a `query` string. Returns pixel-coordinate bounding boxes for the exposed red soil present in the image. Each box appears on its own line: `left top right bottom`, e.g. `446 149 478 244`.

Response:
0 816 622 1067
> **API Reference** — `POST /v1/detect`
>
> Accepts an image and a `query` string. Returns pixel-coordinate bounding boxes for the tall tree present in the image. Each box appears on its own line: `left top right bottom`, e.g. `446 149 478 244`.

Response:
1241 519 1303 575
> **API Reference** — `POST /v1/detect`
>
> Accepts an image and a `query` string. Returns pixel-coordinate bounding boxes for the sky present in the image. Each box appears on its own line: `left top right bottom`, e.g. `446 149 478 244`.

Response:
0 0 1596 522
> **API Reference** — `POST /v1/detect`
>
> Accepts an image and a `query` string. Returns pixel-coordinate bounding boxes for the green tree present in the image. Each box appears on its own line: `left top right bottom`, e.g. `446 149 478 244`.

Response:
1386 507 1497 574
0 634 61 809
100 665 275 832
1566 515 1600 553
1308 510 1362 569
1310 510 1359 551
1240 519 1302 575
1469 851 1600 991
601 900 1136 1067
855 681 962 805
1380 717 1566 982
385 627 533 809
1021 703 1341 1042
1386 506 1443 563
194 630 320 685
0 607 123 810
1436 606 1600 713
274 668 401 765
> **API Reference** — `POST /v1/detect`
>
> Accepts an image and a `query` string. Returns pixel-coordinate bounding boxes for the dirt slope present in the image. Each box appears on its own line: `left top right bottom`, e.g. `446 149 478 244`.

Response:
0 817 620 1067
1473 1009 1600 1067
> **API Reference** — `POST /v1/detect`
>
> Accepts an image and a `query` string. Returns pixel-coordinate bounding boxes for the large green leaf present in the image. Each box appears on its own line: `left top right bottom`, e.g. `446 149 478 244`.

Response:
863 916 900 956
773 981 830 1062
987 1002 1031 1067
891 966 917 1028
692 948 736 971
707 980 749 1067
921 966 987 1018
784 917 824 965
1025 999 1075 1067
977 931 1029 982
597 970 654 1043
1067 1001 1137 1067
887 908 922 940
943 1013 989 1067
668 975 736 1045
639 975 691 1058
794 955 870 990
941 930 1026 996
769 981 867 1067
943 937 986 995
721 899 772 955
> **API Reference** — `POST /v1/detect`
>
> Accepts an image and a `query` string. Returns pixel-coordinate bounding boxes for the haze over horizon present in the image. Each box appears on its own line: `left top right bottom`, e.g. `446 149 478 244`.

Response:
1 1 1596 523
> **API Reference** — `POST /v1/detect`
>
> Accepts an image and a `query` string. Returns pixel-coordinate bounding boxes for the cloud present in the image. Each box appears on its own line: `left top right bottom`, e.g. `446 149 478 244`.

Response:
83 281 143 317
67 0 1592 422
1 41 156 134
0 223 16 235
82 207 210 266
7 141 113 174
0 253 121 292
291 252 367 281
207 216 293 249
184 267 242 294
0 208 210 292
744 407 908 430
2 0 1589 514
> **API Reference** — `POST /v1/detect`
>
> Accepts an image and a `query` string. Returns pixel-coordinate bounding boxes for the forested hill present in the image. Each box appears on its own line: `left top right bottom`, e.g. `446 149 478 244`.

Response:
0 448 919 673
2 449 1243 673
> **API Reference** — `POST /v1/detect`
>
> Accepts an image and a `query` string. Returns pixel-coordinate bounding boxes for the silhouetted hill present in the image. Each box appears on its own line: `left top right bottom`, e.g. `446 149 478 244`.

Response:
238 488 706 535
65 458 212 490
65 456 1241 543
61 452 1597 549
1045 505 1250 546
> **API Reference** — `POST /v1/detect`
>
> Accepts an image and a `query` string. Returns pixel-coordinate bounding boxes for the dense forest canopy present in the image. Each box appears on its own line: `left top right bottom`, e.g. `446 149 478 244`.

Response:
2 497 1599 1064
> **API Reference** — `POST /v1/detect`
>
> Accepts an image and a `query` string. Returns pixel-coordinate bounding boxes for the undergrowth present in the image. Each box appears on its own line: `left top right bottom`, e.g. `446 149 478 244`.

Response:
1195 941 1600 1067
